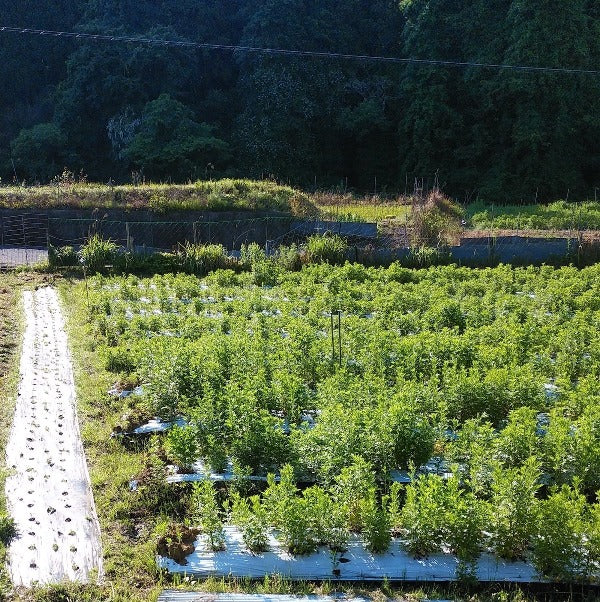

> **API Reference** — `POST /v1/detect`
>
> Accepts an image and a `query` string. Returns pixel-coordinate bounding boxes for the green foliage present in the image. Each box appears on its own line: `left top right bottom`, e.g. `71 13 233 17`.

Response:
0 515 16 545
230 410 290 475
2 1 599 200
165 425 198 473
48 245 78 268
230 493 269 554
361 493 391 554
177 243 231 276
532 484 588 581
125 94 230 181
400 474 449 557
333 456 376 532
10 123 72 182
80 234 119 273
78 262 600 581
305 234 348 265
489 459 541 560
469 200 600 231
191 480 225 552
444 477 488 568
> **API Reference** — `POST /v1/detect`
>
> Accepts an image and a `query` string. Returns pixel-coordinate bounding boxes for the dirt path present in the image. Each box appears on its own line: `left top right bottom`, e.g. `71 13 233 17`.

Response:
5 287 102 586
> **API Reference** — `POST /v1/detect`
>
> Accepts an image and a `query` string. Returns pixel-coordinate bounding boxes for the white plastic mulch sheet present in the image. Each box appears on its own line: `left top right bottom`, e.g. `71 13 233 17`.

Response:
5 287 103 586
158 594 370 602
158 526 540 582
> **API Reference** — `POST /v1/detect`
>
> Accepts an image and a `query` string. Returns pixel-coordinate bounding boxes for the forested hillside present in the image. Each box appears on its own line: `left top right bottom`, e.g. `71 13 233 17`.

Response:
0 0 598 202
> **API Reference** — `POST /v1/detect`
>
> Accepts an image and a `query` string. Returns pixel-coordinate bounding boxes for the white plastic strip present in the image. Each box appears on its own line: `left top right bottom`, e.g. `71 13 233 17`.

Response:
158 526 540 582
5 287 103 586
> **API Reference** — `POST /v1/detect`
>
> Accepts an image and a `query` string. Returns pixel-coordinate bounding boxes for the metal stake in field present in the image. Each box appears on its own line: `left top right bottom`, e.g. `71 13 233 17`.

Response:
330 309 342 366
337 309 342 366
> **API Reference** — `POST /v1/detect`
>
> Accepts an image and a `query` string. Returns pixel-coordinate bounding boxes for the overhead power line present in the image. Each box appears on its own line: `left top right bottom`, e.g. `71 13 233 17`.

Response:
1 25 600 76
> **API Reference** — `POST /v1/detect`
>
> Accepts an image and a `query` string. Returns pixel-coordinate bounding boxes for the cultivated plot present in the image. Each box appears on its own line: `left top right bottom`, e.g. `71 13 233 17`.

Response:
5 287 102 586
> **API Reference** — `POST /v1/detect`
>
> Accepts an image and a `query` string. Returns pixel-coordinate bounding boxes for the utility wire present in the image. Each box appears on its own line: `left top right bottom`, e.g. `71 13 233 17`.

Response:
1 25 600 76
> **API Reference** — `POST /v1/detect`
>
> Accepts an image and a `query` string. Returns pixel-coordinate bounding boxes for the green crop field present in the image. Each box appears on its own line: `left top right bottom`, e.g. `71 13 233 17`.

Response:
59 261 600 596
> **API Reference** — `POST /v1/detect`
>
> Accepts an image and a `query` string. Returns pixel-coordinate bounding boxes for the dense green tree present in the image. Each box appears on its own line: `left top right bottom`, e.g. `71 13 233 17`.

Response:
124 94 230 181
10 123 74 181
0 0 597 198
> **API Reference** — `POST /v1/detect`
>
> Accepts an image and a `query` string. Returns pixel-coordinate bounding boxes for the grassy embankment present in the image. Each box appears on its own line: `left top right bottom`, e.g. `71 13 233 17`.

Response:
0 180 315 217
5 178 600 233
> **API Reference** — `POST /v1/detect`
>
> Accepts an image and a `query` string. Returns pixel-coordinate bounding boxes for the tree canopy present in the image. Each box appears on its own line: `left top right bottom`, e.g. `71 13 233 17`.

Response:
0 0 598 201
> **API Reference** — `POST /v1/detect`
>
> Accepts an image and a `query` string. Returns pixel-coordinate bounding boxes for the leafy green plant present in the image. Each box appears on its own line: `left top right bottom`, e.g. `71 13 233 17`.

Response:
361 493 391 554
177 242 231 275
191 480 226 552
165 425 199 473
0 514 16 545
48 245 78 267
489 458 541 560
532 484 587 581
305 234 348 265
80 234 119 272
230 493 269 554
400 475 448 557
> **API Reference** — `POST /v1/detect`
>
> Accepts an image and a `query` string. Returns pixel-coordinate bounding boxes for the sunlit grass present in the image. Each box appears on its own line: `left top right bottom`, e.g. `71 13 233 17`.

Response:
467 199 600 231
0 179 315 215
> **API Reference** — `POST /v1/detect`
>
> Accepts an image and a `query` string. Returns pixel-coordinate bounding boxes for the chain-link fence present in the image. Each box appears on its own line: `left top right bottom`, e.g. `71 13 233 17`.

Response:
0 209 594 270
0 214 49 270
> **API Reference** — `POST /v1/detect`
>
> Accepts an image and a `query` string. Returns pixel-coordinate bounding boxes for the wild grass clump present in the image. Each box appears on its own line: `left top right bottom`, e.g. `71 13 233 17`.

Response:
80 234 119 272
410 189 463 246
176 242 231 275
306 234 348 264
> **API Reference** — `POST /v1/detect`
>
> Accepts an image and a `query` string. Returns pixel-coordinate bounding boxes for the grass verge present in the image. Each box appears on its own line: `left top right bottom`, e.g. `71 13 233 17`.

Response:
0 180 316 217
467 200 600 231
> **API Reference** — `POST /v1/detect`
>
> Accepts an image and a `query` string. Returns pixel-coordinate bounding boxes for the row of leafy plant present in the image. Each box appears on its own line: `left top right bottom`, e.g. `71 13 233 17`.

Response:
189 462 600 582
82 262 600 582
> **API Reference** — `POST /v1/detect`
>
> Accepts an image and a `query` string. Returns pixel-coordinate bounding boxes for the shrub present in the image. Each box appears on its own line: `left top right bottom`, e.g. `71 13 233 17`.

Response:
165 425 199 473
230 493 269 554
444 477 489 578
489 459 541 560
532 484 587 581
191 480 225 551
400 474 448 557
177 242 230 275
80 234 119 272
275 243 302 272
48 245 78 267
361 493 391 554
305 234 348 265
263 465 320 555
